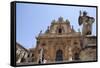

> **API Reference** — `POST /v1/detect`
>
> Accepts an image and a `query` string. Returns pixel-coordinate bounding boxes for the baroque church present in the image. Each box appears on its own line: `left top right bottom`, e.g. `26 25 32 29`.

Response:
16 11 97 64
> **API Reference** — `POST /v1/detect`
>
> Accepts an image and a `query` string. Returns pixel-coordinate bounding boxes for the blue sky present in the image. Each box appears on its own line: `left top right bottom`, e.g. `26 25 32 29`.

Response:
16 3 96 48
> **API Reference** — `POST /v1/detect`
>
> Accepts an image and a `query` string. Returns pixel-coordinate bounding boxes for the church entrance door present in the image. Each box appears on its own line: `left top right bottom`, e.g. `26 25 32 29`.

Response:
55 49 63 61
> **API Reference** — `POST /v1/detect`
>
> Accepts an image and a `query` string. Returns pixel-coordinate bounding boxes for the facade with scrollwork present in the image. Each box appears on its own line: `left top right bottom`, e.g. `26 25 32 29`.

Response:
16 11 97 64
33 16 97 63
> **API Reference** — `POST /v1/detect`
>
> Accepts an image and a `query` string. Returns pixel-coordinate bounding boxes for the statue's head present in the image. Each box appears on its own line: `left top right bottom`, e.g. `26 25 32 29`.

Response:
83 11 87 16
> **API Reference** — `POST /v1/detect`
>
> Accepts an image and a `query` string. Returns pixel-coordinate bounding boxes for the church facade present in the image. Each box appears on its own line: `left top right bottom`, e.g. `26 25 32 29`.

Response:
33 16 96 63
16 11 97 64
34 17 82 63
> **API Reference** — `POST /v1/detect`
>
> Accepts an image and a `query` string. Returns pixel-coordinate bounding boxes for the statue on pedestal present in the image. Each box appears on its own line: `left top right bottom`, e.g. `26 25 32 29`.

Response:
78 11 95 35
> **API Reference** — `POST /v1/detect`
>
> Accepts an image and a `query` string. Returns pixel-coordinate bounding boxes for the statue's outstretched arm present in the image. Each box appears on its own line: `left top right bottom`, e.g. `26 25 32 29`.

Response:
78 16 83 26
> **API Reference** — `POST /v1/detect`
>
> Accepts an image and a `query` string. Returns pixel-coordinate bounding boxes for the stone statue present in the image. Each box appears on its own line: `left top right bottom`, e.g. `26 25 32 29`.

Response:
38 30 42 36
78 11 95 35
71 25 75 32
45 26 50 33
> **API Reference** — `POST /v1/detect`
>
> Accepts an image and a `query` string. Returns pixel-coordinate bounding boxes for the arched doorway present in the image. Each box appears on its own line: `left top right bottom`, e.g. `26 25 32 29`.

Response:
74 53 80 60
55 49 63 61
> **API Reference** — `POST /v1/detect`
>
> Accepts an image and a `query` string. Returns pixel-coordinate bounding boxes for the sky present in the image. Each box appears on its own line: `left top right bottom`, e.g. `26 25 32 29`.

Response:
16 3 96 49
